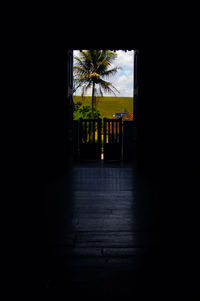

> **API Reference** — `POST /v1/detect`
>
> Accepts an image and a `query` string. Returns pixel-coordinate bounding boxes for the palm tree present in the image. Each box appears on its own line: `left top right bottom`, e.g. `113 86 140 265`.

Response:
73 50 121 115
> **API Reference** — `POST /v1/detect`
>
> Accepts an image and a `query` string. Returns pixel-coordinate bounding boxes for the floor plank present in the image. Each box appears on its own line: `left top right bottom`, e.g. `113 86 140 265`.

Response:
46 162 159 296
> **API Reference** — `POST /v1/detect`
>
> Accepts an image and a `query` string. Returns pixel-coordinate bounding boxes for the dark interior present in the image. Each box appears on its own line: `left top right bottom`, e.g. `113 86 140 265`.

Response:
15 24 200 297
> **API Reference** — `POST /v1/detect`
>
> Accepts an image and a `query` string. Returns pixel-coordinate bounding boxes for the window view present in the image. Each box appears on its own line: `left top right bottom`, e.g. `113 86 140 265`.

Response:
72 49 135 161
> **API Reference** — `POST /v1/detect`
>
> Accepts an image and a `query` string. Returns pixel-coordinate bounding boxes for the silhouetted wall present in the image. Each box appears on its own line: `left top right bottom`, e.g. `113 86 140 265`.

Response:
133 45 200 296
11 8 200 295
123 121 136 162
17 30 199 293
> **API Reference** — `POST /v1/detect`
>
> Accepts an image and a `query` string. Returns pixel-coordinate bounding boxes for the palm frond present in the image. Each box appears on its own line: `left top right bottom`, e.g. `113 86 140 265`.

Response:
74 56 89 72
73 49 121 98
73 65 88 76
97 78 120 96
101 66 122 78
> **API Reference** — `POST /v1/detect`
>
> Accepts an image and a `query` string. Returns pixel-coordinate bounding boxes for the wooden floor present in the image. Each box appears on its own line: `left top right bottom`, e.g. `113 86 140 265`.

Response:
46 161 160 296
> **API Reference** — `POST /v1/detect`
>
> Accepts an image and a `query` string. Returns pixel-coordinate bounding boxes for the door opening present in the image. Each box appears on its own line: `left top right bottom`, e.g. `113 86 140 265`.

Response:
70 49 138 163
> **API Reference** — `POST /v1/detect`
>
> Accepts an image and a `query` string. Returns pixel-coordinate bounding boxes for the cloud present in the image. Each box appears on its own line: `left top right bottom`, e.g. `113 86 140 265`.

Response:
115 75 134 97
113 50 134 69
124 69 132 76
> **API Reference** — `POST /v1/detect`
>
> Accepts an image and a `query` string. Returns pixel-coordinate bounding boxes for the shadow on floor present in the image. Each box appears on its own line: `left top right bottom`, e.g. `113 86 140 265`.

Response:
44 160 164 296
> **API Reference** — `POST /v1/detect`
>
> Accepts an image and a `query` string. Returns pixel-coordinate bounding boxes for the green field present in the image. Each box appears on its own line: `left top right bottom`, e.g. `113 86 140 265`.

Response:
73 96 134 119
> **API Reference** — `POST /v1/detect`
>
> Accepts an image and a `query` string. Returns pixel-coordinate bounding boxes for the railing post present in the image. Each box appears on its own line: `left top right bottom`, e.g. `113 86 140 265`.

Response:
119 118 122 160
79 118 83 145
93 120 95 142
103 118 106 147
98 118 102 159
88 120 91 142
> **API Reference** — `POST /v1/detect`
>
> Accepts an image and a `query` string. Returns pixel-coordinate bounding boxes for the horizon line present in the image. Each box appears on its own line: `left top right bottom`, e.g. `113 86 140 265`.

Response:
73 95 134 98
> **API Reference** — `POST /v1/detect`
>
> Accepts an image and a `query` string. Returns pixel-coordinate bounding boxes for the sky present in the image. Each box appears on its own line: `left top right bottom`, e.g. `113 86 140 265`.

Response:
73 50 134 97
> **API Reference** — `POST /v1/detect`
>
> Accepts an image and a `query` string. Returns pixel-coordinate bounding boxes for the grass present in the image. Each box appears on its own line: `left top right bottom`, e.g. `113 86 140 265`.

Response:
73 96 134 119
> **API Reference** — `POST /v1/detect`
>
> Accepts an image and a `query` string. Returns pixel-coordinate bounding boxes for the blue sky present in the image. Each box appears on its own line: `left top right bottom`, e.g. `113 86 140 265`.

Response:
73 50 134 97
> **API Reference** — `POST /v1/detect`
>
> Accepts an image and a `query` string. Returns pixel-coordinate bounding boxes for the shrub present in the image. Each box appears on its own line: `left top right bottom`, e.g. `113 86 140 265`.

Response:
73 102 101 120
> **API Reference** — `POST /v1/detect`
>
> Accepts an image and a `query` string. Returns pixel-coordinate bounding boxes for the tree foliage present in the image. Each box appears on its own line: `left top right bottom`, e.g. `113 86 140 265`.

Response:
73 101 101 120
73 50 121 114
